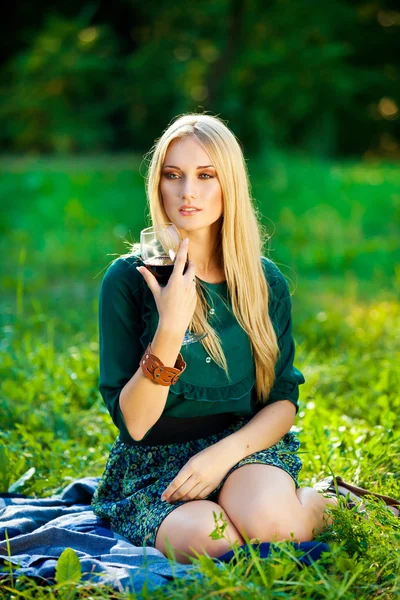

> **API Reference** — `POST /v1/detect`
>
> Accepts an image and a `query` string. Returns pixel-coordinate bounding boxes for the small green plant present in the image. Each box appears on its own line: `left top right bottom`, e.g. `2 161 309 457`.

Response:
54 548 82 600
209 510 230 541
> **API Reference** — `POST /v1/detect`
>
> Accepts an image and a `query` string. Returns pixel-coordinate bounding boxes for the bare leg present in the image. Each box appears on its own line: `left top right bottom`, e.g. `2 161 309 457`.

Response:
297 484 399 535
217 465 339 543
295 486 339 535
154 500 245 564
204 466 397 547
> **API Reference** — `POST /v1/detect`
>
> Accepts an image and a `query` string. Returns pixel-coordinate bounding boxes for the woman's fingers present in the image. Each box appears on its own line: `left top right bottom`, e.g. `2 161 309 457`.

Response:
169 478 203 503
170 238 189 280
137 236 197 336
179 482 207 502
184 259 196 283
136 265 160 298
193 486 213 500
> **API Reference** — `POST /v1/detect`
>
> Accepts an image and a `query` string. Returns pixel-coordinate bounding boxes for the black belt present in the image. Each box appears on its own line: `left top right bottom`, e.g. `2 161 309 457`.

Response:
124 412 241 446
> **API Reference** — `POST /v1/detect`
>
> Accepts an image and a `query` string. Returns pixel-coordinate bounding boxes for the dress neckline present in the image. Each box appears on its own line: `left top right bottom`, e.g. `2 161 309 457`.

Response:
197 278 227 287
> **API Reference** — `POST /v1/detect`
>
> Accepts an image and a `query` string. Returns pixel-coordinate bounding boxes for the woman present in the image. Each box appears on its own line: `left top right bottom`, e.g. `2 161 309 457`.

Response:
91 113 399 564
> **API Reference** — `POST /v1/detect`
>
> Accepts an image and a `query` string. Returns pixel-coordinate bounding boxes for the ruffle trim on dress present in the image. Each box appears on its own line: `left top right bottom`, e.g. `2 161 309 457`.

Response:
267 367 305 404
168 368 255 403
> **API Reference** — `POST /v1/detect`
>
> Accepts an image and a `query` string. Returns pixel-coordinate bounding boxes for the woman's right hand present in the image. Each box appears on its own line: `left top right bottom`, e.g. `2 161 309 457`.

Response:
136 238 197 338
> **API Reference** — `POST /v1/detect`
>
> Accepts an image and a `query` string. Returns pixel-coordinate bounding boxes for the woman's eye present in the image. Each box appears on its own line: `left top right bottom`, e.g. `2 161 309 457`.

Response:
164 173 213 180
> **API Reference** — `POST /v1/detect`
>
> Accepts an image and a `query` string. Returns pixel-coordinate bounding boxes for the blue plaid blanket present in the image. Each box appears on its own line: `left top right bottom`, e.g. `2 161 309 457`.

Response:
0 477 330 593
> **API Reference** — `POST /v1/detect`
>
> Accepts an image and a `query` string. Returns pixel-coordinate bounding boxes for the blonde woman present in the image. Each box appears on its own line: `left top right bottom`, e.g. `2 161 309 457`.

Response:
91 114 399 564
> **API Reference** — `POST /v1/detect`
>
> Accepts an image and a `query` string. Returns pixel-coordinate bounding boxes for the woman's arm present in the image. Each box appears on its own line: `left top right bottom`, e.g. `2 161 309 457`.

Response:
119 325 185 440
217 263 304 460
213 400 296 464
100 240 196 442
100 258 187 441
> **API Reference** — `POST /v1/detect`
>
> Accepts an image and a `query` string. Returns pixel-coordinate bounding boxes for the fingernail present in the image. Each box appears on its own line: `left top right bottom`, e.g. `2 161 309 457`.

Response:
184 237 189 244
136 267 142 272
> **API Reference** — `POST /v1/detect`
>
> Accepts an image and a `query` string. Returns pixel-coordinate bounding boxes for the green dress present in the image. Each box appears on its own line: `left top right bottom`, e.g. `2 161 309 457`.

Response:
91 254 305 548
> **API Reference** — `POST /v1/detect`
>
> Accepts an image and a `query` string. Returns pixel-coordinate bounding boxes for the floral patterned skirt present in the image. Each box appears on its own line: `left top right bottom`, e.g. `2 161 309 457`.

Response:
91 416 302 548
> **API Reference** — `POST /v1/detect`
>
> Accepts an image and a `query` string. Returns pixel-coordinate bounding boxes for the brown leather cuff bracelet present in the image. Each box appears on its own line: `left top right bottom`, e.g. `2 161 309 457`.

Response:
140 343 186 386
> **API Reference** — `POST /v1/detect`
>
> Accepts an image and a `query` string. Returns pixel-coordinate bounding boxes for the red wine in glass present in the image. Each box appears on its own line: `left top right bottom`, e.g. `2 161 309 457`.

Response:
143 255 189 285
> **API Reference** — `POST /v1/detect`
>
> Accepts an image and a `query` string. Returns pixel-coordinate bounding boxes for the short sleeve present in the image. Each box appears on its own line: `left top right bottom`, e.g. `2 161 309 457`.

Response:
263 260 305 413
98 257 144 439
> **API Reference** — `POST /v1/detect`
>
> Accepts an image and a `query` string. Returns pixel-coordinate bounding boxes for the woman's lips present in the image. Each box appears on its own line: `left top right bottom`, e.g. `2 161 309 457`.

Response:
179 209 201 216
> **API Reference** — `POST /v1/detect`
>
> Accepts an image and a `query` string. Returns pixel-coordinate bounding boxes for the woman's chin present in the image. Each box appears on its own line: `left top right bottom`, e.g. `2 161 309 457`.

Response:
175 220 203 232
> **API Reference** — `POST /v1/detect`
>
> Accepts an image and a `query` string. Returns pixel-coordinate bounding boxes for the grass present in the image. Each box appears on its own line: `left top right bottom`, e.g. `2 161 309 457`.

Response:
0 151 399 598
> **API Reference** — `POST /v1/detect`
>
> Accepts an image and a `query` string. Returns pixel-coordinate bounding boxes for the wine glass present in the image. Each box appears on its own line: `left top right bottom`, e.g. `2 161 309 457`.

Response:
140 223 208 345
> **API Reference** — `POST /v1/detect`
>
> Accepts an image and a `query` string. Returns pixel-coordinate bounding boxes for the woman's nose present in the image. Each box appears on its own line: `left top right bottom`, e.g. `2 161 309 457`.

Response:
181 182 197 199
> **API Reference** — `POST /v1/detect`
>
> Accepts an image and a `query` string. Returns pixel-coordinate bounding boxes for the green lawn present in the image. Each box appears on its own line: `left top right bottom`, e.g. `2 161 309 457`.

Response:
1 152 399 599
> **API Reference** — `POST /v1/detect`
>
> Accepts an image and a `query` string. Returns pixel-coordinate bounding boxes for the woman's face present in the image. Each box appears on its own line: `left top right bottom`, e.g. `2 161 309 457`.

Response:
160 136 223 235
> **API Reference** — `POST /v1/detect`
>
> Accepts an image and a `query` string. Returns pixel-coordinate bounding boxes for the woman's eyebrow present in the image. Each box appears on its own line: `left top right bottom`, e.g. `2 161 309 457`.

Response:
163 164 215 169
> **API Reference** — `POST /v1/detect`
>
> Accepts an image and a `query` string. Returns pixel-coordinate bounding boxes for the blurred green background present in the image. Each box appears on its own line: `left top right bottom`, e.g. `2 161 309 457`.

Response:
1 0 399 157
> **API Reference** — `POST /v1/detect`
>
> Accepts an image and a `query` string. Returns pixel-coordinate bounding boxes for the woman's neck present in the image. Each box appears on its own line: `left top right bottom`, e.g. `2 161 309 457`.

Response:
185 228 223 277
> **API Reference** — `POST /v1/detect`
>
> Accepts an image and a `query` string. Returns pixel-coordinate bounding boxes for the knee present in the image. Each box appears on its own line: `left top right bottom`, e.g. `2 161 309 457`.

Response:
237 504 314 544
155 501 244 564
271 520 313 543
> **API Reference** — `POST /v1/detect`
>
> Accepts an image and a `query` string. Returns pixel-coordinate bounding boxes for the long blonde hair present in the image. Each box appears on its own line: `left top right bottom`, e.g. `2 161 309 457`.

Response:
127 113 280 406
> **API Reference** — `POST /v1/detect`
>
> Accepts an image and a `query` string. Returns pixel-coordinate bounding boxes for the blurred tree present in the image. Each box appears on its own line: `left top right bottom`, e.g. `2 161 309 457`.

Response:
0 8 123 152
0 0 399 157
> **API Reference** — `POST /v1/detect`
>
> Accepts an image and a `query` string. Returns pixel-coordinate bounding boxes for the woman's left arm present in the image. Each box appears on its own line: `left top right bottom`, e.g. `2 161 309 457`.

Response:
161 401 295 503
216 399 296 463
225 267 303 459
